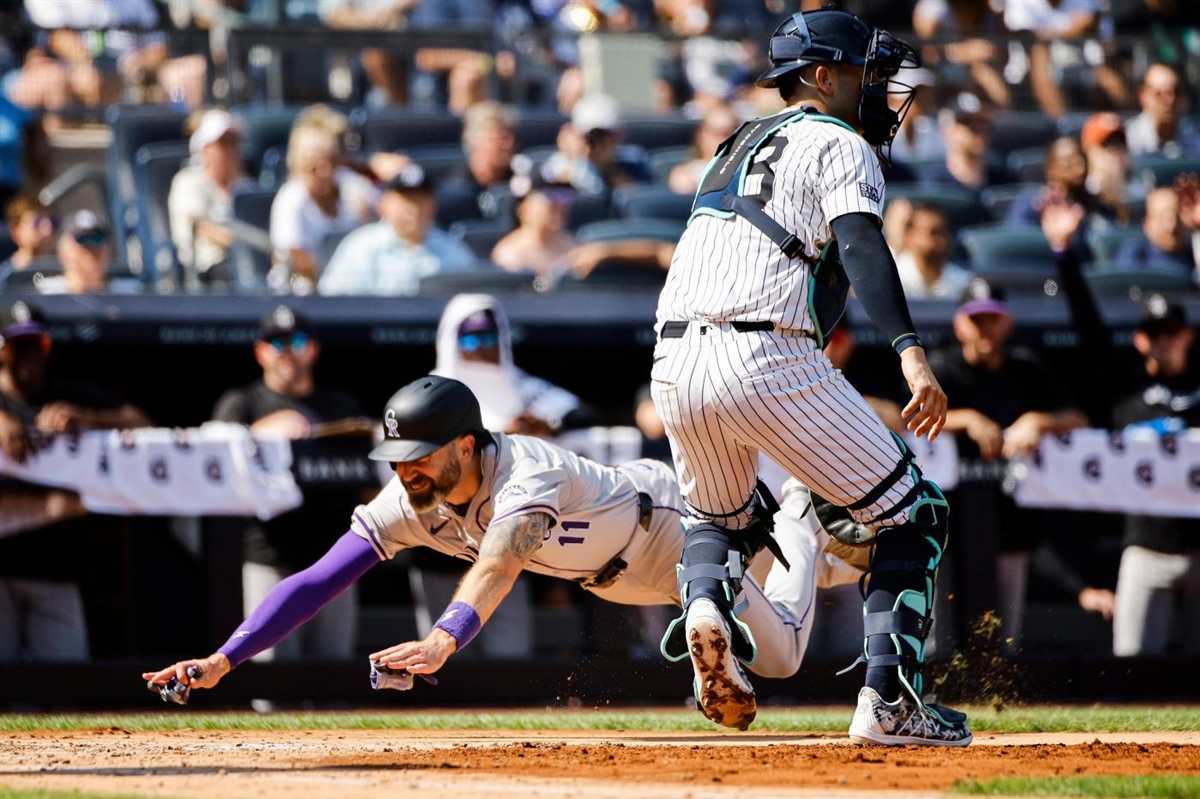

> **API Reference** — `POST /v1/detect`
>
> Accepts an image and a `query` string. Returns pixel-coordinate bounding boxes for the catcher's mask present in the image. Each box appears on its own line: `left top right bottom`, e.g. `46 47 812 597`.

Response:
368 375 491 464
756 8 920 162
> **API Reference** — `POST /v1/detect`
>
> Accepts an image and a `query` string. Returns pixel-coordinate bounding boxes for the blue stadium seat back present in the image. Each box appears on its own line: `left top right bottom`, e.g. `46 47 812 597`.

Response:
980 183 1043 222
133 140 191 287
416 265 537 296
1087 225 1145 266
575 217 684 244
647 145 693 183
1083 268 1199 298
230 104 306 178
619 113 698 151
518 144 559 172
987 110 1060 157
319 229 351 271
1006 146 1049 183
554 261 668 292
408 144 470 182
1132 154 1200 189
105 104 188 267
448 218 513 260
511 106 568 149
231 185 277 231
0 222 14 265
612 183 693 223
884 183 988 230
258 144 288 189
567 194 616 231
968 260 1060 296
2 257 63 291
349 106 464 153
959 223 1056 267
435 182 486 229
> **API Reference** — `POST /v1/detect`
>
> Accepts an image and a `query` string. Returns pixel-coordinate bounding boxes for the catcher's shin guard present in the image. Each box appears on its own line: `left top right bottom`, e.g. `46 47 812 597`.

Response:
660 523 757 664
843 479 949 705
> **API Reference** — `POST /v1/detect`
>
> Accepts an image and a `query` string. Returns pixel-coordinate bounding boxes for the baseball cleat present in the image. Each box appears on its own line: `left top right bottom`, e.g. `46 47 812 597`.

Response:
685 598 756 731
848 687 973 747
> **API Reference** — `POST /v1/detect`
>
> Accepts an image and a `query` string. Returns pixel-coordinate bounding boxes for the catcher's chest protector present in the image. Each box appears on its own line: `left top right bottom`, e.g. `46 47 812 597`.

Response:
690 107 858 347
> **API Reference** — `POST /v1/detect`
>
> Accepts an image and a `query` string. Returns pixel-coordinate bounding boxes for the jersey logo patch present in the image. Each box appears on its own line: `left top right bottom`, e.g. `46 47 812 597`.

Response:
495 483 531 514
858 182 881 203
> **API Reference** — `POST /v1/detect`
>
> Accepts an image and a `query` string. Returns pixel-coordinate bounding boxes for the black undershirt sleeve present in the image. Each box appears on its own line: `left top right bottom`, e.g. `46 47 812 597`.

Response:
829 212 921 354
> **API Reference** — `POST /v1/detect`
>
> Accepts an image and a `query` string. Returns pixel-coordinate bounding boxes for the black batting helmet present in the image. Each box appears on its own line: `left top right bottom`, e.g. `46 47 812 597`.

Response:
755 8 874 89
368 375 486 463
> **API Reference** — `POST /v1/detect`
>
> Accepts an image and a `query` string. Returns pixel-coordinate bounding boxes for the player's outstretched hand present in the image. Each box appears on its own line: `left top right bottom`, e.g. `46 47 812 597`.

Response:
899 348 947 441
370 629 458 677
142 653 231 692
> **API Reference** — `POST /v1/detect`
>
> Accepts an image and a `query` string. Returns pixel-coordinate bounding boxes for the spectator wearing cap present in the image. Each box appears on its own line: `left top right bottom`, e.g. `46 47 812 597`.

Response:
0 195 56 286
542 93 653 197
1080 112 1138 227
168 108 255 288
928 278 1092 653
318 165 478 296
918 92 1010 193
1110 295 1200 656
38 210 140 295
0 300 151 663
1125 63 1200 159
1114 186 1196 275
211 305 372 670
894 201 975 301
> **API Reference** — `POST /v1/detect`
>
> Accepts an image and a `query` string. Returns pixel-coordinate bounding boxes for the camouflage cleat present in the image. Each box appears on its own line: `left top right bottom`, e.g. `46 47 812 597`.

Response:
686 598 756 731
848 687 973 747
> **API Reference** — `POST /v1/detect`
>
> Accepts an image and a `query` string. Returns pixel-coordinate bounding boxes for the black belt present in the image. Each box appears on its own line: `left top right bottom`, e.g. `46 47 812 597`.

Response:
661 320 776 338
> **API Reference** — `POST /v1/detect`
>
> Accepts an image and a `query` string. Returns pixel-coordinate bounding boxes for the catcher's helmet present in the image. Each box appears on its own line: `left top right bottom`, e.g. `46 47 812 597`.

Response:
755 8 874 89
368 375 485 463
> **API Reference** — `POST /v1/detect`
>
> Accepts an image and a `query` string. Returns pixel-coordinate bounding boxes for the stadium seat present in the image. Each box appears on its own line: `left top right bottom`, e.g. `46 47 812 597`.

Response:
567 194 616 231
349 106 463 153
435 182 487 229
511 106 568 149
448 218 512 260
230 104 306 178
228 185 279 286
575 217 684 243
611 184 693 223
555 260 669 292
258 144 288 189
319 229 351 271
105 104 188 275
416 267 537 296
1131 154 1200 189
1083 269 1198 298
884 183 989 230
1087 225 1145 267
133 140 191 288
968 261 1060 296
647 145 693 183
1006 146 1049 183
987 109 1060 157
959 223 1055 267
0 257 62 291
408 144 469 182
619 113 698 151
980 183 1043 222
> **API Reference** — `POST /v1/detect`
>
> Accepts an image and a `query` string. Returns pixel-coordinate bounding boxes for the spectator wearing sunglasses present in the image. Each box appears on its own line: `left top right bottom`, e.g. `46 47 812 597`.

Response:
0 195 56 287
0 300 151 663
37 210 140 295
210 306 372 679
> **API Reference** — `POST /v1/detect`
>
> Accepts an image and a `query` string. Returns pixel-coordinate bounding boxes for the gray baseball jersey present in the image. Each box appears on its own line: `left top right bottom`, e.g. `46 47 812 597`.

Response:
349 432 820 678
652 111 917 529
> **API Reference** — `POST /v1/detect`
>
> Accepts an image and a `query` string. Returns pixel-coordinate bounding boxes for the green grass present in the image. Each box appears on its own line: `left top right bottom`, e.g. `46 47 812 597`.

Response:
1 705 1198 733
952 775 1200 797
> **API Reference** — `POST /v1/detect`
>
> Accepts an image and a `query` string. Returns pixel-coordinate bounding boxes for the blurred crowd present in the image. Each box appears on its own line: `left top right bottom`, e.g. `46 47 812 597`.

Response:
0 0 1199 677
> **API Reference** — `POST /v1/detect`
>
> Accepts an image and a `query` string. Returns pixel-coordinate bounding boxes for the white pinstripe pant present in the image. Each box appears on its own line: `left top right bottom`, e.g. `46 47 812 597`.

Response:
650 323 917 530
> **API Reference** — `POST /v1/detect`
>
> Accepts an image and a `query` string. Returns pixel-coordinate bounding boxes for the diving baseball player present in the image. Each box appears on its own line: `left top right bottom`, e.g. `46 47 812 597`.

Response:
650 8 972 745
144 376 860 721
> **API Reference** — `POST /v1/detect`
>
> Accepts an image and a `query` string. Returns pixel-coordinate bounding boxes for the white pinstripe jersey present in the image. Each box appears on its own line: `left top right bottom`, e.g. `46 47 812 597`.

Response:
656 109 886 332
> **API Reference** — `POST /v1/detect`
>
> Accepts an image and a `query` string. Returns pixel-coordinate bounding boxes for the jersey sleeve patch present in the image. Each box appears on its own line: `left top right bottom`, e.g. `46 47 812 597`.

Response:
494 483 532 516
858 182 881 203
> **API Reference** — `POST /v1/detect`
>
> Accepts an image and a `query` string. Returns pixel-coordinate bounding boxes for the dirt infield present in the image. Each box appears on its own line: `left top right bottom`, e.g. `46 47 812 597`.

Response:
4 719 1199 799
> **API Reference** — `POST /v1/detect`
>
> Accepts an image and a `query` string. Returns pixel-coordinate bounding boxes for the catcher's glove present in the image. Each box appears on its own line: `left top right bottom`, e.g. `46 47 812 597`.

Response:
810 491 875 548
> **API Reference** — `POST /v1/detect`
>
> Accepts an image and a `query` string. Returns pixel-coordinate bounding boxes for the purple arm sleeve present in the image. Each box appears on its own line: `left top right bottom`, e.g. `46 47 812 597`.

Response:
217 531 380 669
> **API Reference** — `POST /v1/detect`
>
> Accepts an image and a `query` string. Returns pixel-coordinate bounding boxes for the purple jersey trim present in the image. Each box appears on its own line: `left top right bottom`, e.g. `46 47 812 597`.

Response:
491 503 558 526
354 511 387 560
217 531 378 669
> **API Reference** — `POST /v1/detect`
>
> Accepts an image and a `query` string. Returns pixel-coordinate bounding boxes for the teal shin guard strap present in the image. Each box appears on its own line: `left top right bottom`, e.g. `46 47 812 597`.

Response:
863 610 928 639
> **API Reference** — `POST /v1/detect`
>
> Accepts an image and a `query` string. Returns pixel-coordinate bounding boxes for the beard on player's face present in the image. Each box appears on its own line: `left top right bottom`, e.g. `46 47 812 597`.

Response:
400 449 463 512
